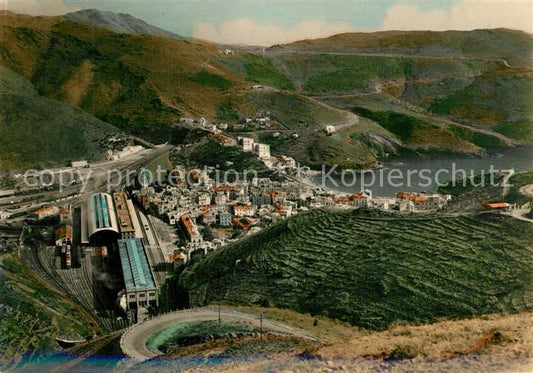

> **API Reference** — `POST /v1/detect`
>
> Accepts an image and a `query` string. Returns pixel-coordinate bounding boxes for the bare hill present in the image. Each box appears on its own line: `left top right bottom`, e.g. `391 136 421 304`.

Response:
64 9 186 40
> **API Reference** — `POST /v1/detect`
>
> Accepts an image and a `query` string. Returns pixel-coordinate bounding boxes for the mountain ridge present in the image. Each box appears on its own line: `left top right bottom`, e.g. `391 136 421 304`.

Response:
1 11 531 171
64 8 186 40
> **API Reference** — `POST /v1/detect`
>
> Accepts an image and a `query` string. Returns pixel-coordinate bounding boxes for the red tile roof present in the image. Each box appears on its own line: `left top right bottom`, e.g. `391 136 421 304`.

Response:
34 205 58 215
487 202 509 209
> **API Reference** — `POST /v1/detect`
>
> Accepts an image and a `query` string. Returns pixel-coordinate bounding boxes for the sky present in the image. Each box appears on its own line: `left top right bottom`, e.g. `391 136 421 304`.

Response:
3 0 532 46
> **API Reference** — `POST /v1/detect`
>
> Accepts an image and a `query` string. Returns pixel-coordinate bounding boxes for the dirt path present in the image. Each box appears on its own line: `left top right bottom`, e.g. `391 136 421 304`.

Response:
120 306 319 361
263 50 520 146
267 50 517 67
519 184 533 198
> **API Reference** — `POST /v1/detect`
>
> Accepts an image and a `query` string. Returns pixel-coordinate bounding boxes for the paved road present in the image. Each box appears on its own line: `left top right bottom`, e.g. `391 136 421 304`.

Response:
120 306 318 361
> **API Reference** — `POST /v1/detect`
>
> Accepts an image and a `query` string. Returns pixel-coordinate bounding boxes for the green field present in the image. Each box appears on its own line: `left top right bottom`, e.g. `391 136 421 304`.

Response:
429 73 533 126
296 55 406 93
181 209 533 330
188 71 233 91
492 120 533 142
215 53 295 91
240 53 294 90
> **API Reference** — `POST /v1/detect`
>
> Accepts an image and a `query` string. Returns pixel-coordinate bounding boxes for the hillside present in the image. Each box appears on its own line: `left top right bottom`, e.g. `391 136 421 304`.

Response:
266 29 533 140
0 13 341 146
0 253 98 369
1 12 531 171
0 12 248 142
65 9 185 40
0 66 116 171
181 209 533 330
274 29 533 64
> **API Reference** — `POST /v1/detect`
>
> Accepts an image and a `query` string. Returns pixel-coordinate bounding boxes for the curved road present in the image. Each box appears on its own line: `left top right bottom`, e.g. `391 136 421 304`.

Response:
120 306 318 361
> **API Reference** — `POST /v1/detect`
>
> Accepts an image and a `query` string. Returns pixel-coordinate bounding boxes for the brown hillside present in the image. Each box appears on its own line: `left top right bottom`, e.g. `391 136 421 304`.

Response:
0 12 253 130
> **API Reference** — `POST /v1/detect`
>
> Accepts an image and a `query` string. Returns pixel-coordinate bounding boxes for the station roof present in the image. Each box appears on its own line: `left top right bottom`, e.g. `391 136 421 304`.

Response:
113 191 135 234
91 193 112 229
117 238 156 293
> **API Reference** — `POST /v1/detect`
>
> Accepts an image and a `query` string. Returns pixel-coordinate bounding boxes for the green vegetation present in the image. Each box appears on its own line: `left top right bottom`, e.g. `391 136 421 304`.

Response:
308 130 378 170
147 321 259 353
0 66 115 171
352 108 419 142
504 171 533 206
447 125 504 148
184 139 269 173
492 120 533 142
240 53 294 90
352 107 487 153
215 53 295 91
299 55 405 93
0 254 95 368
429 74 533 128
247 91 345 130
188 71 233 90
132 123 209 145
215 101 240 121
0 14 243 143
32 31 95 96
258 134 286 149
181 209 533 330
7 21 183 133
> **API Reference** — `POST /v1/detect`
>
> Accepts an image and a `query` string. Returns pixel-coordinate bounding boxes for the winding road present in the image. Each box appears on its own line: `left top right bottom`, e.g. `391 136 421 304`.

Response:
120 306 318 361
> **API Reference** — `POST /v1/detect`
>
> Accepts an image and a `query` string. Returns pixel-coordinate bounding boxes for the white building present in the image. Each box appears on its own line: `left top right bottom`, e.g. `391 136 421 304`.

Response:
197 193 211 206
214 192 227 205
254 143 271 159
398 199 415 212
107 145 143 161
238 137 255 151
325 125 336 135
71 160 88 168
233 204 256 217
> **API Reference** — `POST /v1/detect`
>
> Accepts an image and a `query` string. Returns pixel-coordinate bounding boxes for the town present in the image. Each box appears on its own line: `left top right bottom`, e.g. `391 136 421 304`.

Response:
0 118 459 325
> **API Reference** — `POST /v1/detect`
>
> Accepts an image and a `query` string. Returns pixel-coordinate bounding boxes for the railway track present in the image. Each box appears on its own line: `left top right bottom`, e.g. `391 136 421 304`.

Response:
21 241 127 332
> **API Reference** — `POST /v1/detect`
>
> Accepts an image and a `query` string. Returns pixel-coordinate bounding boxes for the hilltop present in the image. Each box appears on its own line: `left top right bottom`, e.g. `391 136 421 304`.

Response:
65 9 185 40
266 29 533 141
0 13 334 142
274 29 533 63
181 209 533 330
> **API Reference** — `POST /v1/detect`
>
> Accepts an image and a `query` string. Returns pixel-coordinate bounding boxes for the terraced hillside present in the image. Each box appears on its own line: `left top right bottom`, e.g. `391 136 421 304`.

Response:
181 209 533 329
